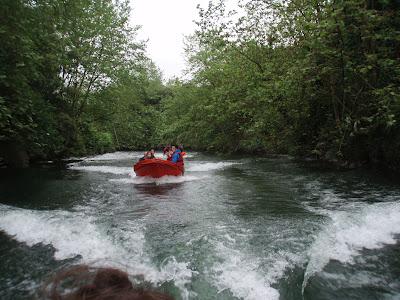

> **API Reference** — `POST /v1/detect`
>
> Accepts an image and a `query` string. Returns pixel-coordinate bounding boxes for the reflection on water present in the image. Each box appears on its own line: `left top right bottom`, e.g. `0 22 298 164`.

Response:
0 151 400 300
134 183 184 197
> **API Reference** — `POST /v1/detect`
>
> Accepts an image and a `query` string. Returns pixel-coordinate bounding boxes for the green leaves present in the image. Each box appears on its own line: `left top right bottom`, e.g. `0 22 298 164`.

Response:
0 0 158 161
160 0 400 169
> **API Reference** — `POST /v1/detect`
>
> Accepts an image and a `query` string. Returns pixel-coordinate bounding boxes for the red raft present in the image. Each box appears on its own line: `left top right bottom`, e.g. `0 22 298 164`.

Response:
133 158 184 178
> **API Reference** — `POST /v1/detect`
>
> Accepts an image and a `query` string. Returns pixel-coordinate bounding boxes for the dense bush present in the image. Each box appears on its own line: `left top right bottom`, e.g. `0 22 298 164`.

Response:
160 0 400 170
1 0 399 171
0 0 161 165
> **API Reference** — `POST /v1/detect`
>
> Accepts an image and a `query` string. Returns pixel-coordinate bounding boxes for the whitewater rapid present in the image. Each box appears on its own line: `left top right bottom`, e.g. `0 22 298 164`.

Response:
1 151 400 300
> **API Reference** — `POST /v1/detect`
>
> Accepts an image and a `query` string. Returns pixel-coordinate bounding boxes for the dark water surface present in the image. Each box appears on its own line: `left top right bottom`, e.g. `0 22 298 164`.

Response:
1 152 400 299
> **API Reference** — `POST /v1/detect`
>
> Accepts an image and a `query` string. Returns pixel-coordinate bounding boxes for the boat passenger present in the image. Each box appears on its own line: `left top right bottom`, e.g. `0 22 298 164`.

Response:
42 264 174 300
166 149 173 161
172 146 185 175
171 147 183 164
166 146 175 161
178 145 186 157
139 149 155 161
148 149 155 159
163 144 171 155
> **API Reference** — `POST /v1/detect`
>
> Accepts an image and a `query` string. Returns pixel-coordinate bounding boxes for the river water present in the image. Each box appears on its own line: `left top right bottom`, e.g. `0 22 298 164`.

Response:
0 151 400 300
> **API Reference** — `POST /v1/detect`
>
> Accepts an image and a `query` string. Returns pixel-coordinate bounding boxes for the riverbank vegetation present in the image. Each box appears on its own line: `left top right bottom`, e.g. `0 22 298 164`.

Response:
162 0 400 170
1 0 399 170
0 0 164 166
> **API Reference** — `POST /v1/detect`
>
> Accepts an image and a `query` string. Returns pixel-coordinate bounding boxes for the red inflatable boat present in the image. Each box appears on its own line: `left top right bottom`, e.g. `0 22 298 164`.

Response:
133 159 184 178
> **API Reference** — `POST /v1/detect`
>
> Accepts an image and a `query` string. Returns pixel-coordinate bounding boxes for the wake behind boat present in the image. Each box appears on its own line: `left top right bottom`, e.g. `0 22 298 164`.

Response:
133 158 184 178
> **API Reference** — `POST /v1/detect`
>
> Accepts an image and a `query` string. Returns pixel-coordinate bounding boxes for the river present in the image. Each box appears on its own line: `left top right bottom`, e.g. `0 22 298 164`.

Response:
0 151 399 299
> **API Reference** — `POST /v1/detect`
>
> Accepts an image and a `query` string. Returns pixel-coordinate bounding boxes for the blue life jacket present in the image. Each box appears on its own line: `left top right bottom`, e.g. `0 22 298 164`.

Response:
171 149 182 163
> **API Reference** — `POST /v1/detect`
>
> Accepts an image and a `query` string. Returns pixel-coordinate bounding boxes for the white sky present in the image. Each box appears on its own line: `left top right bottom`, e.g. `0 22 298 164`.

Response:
129 0 213 80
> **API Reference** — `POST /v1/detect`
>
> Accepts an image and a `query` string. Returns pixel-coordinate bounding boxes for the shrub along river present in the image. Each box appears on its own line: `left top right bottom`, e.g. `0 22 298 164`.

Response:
0 152 399 299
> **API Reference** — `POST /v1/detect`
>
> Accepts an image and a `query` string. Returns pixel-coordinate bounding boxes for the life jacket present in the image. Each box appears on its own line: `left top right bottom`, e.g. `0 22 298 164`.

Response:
177 152 183 163
170 149 182 164
175 151 184 167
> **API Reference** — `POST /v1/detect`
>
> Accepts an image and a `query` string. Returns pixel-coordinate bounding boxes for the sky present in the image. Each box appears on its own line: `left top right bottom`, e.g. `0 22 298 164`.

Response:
129 0 212 80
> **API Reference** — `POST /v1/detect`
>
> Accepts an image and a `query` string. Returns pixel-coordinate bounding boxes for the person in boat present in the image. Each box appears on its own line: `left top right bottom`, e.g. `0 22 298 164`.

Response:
148 149 155 159
173 145 185 175
178 145 186 157
166 146 175 161
171 145 184 166
42 264 174 300
163 144 171 155
139 149 155 161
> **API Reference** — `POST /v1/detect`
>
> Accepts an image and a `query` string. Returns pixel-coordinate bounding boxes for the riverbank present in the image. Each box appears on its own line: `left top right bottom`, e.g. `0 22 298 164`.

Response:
194 146 400 175
2 144 399 177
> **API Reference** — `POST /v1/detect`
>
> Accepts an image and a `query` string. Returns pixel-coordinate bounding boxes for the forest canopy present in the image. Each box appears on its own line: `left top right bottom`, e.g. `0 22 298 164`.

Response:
0 0 165 166
1 0 399 170
161 0 400 170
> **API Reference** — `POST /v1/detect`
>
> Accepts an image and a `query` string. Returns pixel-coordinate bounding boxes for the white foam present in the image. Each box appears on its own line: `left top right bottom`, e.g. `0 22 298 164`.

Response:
110 175 204 185
68 165 134 175
84 151 142 161
208 225 289 300
68 155 234 179
70 150 199 161
158 257 197 300
63 156 87 161
181 152 197 158
186 162 239 172
0 204 194 299
76 151 186 162
303 201 400 290
212 241 280 300
68 162 207 184
0 206 118 260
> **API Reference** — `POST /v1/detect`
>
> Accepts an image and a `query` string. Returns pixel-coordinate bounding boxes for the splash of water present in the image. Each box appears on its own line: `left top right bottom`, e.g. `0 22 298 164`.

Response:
68 165 134 175
110 175 204 185
302 201 400 292
84 151 142 161
0 204 194 299
186 162 239 172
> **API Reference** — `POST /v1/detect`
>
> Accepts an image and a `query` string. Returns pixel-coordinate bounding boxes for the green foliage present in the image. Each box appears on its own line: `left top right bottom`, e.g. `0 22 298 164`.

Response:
80 122 114 155
0 0 161 164
2 0 399 171
160 0 400 169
